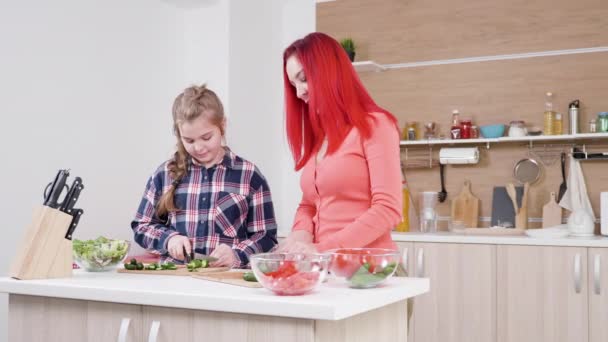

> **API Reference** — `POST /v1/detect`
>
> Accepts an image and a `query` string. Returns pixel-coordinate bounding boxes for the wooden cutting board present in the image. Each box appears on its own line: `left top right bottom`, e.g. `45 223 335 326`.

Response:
192 270 263 288
451 180 480 228
117 266 229 276
542 192 563 228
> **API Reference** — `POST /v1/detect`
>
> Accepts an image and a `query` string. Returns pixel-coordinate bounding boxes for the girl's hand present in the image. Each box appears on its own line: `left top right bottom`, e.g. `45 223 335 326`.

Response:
167 235 191 260
210 244 237 267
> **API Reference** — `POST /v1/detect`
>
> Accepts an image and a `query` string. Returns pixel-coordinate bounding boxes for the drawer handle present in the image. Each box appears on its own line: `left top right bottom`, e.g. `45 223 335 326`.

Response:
416 248 424 278
117 318 130 342
574 253 581 294
401 247 408 270
595 254 601 295
148 320 161 342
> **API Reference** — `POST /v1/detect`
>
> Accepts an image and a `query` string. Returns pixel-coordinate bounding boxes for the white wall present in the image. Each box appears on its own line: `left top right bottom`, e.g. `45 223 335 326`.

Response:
0 0 314 340
226 0 315 233
0 1 185 340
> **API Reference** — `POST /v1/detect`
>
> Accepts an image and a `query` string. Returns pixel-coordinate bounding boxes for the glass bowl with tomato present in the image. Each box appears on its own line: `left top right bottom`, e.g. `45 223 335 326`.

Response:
326 248 400 288
250 253 331 296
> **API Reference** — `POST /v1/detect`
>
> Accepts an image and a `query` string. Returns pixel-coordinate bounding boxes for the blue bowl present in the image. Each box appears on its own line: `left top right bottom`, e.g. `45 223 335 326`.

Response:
479 124 505 138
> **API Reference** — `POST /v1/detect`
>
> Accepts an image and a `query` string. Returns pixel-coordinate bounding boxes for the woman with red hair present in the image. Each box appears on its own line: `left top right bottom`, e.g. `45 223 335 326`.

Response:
278 32 402 253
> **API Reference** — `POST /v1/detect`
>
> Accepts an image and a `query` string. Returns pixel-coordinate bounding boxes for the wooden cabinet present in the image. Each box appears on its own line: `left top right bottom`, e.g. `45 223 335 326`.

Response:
398 242 496 342
589 248 608 342
9 295 88 342
497 246 588 342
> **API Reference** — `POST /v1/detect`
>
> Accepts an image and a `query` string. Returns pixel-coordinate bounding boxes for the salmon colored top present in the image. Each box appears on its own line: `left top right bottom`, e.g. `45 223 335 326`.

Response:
292 113 402 252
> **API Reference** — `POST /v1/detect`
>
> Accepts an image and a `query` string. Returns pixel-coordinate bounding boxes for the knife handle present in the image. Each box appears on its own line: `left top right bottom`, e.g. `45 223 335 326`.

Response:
60 177 84 213
44 169 70 208
65 208 84 240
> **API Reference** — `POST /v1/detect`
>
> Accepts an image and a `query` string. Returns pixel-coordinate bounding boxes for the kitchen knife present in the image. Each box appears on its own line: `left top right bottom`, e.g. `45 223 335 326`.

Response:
183 246 191 263
59 177 84 214
64 208 84 240
44 169 70 208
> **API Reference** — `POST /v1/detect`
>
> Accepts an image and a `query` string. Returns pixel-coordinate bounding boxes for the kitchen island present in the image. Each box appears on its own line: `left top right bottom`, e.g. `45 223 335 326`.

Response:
0 270 428 342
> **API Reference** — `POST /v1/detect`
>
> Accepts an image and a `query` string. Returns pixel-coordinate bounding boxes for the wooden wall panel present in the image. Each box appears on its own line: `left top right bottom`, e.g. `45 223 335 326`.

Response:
317 3 608 230
317 0 608 63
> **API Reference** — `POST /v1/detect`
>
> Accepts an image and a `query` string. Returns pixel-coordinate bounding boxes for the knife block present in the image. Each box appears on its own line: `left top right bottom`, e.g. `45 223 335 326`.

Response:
10 205 74 280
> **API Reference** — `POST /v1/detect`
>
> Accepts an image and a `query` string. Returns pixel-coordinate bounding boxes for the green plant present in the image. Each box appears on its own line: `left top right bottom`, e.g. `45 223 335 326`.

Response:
340 38 355 53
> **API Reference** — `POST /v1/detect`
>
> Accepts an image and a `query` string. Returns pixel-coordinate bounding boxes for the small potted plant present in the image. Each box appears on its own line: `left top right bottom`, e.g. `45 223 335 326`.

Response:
340 38 356 62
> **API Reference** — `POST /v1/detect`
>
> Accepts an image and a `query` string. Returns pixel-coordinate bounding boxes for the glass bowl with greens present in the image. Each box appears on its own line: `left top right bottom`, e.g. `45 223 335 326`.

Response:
73 236 130 272
326 248 400 288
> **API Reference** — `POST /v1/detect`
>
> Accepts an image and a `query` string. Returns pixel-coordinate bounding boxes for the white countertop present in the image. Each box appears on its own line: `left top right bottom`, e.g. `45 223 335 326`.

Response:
0 270 429 321
392 232 608 247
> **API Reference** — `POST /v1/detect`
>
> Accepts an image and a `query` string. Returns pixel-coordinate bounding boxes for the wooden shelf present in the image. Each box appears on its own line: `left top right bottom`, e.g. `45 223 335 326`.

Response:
400 132 608 147
352 61 386 72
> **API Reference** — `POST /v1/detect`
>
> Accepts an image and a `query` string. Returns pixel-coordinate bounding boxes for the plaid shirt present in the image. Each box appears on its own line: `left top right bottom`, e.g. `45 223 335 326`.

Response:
131 148 278 268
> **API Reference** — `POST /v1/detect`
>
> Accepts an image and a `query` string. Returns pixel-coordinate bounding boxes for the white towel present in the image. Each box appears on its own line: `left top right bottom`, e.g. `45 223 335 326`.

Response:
559 155 596 220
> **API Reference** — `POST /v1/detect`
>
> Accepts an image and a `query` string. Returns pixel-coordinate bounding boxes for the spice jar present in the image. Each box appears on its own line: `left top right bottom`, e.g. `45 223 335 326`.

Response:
450 110 462 139
508 120 527 137
589 119 597 133
461 119 472 139
471 125 479 139
407 122 419 140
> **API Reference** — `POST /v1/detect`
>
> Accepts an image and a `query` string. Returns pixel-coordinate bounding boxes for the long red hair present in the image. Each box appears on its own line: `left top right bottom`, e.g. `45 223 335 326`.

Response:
283 32 397 170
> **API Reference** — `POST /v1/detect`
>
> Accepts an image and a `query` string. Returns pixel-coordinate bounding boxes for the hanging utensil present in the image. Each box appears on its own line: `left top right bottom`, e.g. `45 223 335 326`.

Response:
557 152 567 202
438 164 447 203
513 158 541 184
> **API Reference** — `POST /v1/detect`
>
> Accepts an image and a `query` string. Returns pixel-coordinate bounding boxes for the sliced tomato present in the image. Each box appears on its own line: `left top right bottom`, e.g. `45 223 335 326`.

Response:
264 260 298 279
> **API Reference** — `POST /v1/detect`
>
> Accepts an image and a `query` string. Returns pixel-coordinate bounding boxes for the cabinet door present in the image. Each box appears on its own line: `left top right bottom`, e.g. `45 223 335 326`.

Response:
9 295 87 342
497 246 588 342
411 242 496 342
87 301 142 342
143 306 194 342
396 242 415 342
589 248 608 342
142 305 313 342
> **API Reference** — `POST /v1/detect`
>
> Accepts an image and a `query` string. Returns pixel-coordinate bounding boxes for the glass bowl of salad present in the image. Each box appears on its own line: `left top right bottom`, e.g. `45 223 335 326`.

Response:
73 236 130 272
326 248 400 288
250 253 330 296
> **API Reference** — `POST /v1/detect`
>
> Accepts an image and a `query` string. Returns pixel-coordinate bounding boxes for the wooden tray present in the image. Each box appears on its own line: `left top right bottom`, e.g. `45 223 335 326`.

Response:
192 270 263 288
117 266 229 276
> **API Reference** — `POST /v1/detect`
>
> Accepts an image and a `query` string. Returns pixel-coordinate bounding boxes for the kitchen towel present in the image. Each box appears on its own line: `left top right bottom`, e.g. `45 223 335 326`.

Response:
558 155 596 220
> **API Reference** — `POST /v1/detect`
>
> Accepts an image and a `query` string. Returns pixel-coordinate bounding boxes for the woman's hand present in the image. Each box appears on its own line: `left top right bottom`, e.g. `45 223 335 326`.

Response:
210 244 237 267
277 230 314 253
279 240 318 254
167 235 191 260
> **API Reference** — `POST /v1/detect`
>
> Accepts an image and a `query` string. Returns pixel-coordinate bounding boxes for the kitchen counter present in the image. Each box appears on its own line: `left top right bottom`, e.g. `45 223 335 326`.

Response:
0 270 429 342
392 231 608 247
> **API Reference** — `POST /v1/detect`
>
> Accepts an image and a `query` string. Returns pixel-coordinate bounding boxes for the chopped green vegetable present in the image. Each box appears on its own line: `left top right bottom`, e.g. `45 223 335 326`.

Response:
186 258 210 272
243 271 257 282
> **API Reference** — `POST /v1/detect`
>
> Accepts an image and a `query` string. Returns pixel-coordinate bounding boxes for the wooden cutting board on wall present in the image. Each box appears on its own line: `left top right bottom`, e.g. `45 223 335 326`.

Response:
542 192 563 228
451 180 480 228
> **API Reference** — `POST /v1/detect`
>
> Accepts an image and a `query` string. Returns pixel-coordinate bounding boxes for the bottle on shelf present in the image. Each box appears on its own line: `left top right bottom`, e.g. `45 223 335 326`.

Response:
450 109 462 139
543 92 556 135
554 112 563 135
395 180 410 232
568 99 580 135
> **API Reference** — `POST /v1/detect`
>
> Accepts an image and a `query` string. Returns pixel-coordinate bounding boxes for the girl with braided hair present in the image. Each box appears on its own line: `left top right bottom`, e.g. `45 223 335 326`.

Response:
131 84 278 268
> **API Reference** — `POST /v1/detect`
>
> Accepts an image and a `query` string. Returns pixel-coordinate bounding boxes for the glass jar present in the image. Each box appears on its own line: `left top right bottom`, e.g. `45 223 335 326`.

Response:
450 110 462 139
407 122 419 140
589 119 597 133
508 120 527 137
470 125 479 139
598 112 608 133
461 119 472 139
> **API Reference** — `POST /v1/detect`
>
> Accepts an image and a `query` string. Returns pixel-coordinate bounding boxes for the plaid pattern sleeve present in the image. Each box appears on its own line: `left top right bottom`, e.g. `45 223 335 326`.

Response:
130 164 179 254
231 166 278 267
